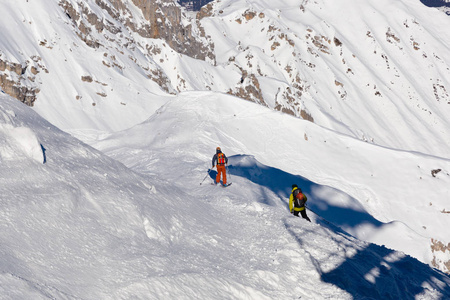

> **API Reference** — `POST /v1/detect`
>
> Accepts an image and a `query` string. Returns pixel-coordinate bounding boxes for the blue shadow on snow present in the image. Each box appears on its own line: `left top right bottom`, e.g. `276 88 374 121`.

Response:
420 0 450 8
284 222 450 299
207 154 450 298
226 154 384 232
41 144 46 164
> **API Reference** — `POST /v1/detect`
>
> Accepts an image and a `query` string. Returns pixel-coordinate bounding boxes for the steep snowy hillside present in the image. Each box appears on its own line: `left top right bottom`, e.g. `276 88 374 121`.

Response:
0 0 201 133
94 91 450 274
2 92 450 299
197 0 450 157
0 94 174 298
1 0 450 157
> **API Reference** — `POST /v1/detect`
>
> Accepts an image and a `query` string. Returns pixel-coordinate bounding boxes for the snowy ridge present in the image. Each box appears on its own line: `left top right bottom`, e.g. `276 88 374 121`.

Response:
95 91 450 271
1 0 450 156
2 92 450 299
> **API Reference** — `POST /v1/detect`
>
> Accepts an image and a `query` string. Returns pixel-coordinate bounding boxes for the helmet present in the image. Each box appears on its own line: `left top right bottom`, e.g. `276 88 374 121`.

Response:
216 147 221 151
292 184 298 189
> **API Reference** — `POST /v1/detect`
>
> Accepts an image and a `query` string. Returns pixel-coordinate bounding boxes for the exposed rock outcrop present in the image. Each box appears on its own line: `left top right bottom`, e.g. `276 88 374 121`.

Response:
431 238 450 274
60 0 214 61
133 0 215 62
0 57 42 106
55 0 214 96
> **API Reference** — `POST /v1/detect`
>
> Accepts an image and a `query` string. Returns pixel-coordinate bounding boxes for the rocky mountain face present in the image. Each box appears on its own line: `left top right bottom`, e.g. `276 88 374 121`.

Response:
1 0 448 138
59 0 215 75
0 0 214 104
2 0 448 128
0 2 449 140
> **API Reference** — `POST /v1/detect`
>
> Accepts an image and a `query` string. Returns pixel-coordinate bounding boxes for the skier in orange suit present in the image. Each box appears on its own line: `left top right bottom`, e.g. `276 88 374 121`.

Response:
212 147 228 185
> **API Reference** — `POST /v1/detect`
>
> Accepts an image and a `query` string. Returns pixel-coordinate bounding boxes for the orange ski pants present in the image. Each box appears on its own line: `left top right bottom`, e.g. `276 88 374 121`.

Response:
216 165 227 185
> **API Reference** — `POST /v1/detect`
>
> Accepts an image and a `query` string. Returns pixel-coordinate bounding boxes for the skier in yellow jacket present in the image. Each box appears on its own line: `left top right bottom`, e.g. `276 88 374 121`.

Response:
289 184 311 222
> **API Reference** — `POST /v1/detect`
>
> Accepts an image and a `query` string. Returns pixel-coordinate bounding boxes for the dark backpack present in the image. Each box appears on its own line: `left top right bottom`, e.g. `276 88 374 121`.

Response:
293 189 306 207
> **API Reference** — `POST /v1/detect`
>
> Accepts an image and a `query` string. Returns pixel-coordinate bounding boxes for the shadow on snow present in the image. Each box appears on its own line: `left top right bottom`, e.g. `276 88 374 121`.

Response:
225 154 383 231
221 154 450 299
285 223 450 299
420 0 450 8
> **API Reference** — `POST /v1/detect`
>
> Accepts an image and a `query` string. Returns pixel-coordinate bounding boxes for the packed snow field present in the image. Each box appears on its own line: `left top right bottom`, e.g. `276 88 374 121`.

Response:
2 93 450 299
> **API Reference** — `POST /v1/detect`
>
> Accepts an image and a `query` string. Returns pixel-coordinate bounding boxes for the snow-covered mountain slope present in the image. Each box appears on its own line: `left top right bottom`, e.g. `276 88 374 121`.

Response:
0 0 174 134
2 92 450 299
1 0 450 294
94 91 450 275
1 0 450 157
198 0 450 157
0 94 174 298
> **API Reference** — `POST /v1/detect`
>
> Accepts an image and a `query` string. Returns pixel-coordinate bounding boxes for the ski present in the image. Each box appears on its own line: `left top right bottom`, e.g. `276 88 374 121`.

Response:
210 182 232 187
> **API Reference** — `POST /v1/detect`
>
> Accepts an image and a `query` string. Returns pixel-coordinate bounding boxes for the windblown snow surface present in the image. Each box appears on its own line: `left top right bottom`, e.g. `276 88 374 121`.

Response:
1 0 450 298
2 92 450 299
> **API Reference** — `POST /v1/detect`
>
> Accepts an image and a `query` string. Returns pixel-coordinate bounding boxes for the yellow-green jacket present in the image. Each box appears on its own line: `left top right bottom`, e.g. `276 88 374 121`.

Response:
289 187 307 212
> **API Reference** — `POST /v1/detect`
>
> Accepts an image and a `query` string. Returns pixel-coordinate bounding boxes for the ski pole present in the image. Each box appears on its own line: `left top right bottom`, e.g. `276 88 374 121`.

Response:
200 167 213 185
